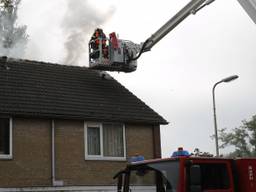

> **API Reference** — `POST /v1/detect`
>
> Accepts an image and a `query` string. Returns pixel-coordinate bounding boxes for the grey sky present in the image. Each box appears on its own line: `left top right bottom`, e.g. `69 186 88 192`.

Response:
16 0 256 156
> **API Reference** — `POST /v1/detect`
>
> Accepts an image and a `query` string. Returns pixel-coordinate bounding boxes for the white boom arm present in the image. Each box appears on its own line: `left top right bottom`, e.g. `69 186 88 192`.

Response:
142 0 214 52
237 0 256 24
140 0 256 54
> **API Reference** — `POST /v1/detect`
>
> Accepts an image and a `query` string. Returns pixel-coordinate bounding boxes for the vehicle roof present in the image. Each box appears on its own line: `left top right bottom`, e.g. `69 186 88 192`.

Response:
113 156 256 178
128 156 237 167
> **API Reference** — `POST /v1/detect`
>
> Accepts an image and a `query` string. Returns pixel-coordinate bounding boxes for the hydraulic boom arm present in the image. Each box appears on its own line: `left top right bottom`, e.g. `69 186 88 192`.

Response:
237 0 256 24
142 0 215 53
88 0 256 73
141 0 256 55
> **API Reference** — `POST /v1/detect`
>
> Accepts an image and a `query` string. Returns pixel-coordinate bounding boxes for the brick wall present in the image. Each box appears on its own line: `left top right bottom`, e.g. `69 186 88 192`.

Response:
126 124 154 159
0 118 52 187
55 121 155 186
0 118 159 187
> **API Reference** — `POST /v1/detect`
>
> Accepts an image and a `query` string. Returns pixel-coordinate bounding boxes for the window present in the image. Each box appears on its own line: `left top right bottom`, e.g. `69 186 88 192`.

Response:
186 163 230 191
200 163 230 190
85 122 126 160
0 118 12 159
87 125 101 156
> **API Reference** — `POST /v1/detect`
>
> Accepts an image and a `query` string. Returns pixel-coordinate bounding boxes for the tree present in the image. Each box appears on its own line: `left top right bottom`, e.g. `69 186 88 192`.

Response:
219 115 256 157
0 0 28 57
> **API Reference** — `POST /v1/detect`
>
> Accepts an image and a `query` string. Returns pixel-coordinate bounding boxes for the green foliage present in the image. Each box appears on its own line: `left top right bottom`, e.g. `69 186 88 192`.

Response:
0 0 28 56
219 115 256 157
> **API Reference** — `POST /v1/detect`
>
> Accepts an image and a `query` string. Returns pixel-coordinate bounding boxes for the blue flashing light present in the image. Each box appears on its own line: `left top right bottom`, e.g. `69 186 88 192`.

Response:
171 148 190 157
129 155 145 163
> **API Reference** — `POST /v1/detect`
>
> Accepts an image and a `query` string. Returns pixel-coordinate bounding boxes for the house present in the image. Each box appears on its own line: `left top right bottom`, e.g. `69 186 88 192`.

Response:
0 57 168 192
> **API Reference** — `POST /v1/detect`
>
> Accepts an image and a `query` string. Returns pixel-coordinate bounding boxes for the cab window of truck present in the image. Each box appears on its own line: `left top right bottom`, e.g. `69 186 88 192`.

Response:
200 163 230 190
187 163 230 191
129 160 180 192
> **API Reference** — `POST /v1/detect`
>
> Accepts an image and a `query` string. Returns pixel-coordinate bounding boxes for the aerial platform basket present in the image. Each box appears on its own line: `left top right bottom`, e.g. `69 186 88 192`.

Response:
88 32 137 73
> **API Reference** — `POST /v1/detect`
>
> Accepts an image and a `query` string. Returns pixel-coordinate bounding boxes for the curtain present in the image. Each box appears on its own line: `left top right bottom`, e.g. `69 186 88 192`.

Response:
87 126 100 155
103 123 124 157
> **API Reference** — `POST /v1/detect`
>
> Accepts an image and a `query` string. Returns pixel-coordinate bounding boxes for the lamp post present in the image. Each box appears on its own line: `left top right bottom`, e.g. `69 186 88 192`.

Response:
212 75 239 157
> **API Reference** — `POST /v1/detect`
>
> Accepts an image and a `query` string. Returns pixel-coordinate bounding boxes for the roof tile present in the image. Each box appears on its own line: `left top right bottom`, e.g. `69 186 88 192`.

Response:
0 57 168 125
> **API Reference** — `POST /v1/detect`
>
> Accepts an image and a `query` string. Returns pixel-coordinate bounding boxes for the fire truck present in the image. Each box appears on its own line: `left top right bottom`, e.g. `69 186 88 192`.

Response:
113 149 256 192
88 0 256 73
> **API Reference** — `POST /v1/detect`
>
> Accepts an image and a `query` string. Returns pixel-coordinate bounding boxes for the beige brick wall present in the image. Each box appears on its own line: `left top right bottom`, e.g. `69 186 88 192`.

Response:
55 121 155 186
0 118 158 187
0 118 52 187
126 124 154 159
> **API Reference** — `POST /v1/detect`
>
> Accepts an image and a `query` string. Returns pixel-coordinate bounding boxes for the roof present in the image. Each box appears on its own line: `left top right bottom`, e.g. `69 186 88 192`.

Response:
0 57 168 125
126 156 238 169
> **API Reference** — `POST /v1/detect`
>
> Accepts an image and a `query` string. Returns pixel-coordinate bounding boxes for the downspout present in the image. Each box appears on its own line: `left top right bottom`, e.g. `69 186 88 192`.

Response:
51 120 56 185
51 120 64 186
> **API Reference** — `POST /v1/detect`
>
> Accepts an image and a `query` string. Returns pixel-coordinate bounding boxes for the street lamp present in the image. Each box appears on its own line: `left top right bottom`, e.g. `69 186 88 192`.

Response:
212 75 239 157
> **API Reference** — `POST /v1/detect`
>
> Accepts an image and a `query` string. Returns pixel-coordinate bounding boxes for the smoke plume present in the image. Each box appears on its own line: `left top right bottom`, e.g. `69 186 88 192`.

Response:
0 0 28 58
62 0 115 66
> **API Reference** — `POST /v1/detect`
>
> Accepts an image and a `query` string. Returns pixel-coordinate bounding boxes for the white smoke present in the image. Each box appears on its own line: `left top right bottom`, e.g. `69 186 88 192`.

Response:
62 0 115 66
0 0 28 58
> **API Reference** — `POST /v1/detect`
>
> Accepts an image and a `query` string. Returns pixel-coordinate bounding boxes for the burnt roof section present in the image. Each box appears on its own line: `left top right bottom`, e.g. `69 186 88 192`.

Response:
0 57 168 125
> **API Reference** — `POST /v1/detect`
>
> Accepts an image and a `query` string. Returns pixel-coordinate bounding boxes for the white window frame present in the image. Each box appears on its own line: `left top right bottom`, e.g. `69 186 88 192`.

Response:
0 117 13 160
84 122 126 161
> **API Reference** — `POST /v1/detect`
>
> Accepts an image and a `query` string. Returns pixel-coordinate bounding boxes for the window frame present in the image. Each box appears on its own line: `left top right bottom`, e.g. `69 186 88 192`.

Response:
84 122 126 161
0 117 13 160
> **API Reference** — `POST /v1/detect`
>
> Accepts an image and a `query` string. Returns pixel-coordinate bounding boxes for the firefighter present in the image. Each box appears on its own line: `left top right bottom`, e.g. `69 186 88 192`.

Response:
102 39 109 59
90 28 108 59
98 29 109 59
90 29 100 59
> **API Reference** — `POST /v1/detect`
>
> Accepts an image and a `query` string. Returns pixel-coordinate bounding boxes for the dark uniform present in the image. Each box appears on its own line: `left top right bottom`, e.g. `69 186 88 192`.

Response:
90 28 108 59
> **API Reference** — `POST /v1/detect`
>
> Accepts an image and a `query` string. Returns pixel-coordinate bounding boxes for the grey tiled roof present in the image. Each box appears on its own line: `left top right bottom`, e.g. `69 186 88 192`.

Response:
0 57 168 125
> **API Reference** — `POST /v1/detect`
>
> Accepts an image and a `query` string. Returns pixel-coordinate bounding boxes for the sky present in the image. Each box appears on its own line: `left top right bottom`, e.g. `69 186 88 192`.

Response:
14 0 256 157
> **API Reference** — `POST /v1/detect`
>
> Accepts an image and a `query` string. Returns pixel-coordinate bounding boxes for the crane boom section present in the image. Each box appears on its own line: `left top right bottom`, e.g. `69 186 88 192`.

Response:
237 0 256 24
143 0 210 52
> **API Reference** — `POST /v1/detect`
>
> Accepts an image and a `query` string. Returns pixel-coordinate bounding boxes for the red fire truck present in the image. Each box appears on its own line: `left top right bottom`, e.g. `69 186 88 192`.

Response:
114 154 256 192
